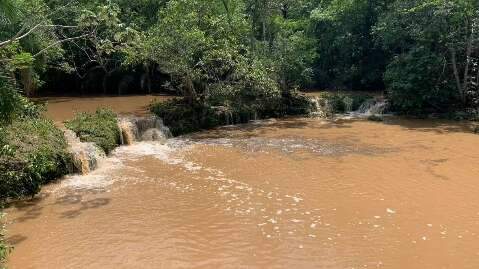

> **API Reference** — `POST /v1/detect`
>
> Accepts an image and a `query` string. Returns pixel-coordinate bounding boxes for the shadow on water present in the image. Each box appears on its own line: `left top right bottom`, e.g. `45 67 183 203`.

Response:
33 93 174 103
60 197 110 219
188 116 355 140
382 117 477 134
6 234 28 246
6 194 51 223
7 191 111 223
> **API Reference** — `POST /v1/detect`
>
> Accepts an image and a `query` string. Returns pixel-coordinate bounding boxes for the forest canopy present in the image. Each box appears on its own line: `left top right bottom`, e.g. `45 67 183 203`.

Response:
0 0 478 115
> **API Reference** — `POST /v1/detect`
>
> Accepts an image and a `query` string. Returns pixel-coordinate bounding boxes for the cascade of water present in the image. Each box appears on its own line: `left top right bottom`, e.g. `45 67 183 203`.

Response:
309 97 332 118
357 99 387 115
118 116 172 145
62 128 106 175
118 119 139 145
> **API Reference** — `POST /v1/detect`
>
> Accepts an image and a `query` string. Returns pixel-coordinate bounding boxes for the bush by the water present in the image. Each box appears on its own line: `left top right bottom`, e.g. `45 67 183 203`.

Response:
151 99 221 136
65 109 121 154
384 49 458 116
0 118 71 201
151 92 313 136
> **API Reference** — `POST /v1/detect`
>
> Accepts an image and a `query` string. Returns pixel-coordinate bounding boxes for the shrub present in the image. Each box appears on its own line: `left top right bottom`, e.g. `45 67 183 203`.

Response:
151 99 222 136
385 48 458 115
65 109 121 154
0 118 71 201
279 91 315 116
151 91 315 136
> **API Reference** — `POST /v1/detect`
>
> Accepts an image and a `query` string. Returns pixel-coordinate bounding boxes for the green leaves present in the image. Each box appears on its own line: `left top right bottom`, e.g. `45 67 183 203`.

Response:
65 109 121 154
376 0 479 114
1 117 70 200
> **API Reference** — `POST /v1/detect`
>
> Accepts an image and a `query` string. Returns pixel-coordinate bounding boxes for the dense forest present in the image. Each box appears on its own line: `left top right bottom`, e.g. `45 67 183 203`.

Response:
0 0 478 117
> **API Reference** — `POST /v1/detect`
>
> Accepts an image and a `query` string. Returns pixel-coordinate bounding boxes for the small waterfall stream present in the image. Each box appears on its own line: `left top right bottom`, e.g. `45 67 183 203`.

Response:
357 99 387 115
309 97 333 118
63 116 172 175
309 96 388 118
63 128 106 175
118 116 172 145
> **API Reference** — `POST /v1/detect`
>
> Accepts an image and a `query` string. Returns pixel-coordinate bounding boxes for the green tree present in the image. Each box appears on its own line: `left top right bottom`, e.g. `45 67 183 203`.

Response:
310 0 388 90
132 0 279 105
376 0 479 113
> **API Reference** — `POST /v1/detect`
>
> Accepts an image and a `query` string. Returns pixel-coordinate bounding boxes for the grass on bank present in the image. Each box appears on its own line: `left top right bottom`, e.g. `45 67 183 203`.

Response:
65 109 121 154
0 118 72 201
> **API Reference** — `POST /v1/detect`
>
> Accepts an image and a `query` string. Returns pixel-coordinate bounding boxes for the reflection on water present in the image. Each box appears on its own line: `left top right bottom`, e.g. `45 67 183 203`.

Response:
5 117 479 269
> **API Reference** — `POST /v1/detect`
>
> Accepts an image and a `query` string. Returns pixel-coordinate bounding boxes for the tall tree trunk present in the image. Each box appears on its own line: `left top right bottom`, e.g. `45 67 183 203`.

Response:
141 64 152 94
450 48 464 104
19 68 35 97
183 75 196 104
462 22 475 104
103 70 113 95
147 64 152 93
281 4 288 19
262 21 266 43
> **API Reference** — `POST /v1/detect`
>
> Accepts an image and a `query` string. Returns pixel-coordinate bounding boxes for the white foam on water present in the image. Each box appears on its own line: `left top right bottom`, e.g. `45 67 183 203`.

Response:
58 139 187 190
57 135 332 244
59 156 124 190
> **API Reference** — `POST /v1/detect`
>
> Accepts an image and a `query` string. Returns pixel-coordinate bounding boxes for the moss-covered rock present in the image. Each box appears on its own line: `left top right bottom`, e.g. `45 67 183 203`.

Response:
65 109 121 154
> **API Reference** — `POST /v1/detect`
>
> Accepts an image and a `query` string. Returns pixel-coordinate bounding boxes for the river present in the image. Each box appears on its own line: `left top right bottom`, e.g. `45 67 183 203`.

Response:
4 96 479 268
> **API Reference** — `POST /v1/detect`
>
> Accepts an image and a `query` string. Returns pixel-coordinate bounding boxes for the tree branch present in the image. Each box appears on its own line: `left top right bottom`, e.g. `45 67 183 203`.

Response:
33 34 90 57
0 23 43 47
0 24 79 47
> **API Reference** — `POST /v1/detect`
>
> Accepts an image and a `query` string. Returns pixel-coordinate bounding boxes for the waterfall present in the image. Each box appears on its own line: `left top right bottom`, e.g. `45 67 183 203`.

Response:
309 96 388 119
61 116 171 175
118 116 172 145
63 128 106 175
309 97 333 118
357 99 387 115
118 119 138 145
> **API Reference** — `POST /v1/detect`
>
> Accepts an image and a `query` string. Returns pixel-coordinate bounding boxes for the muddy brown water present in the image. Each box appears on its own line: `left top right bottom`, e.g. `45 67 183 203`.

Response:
4 97 479 268
33 95 173 122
